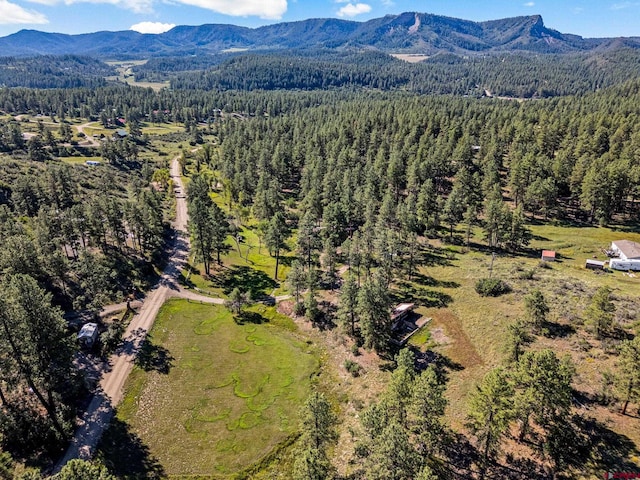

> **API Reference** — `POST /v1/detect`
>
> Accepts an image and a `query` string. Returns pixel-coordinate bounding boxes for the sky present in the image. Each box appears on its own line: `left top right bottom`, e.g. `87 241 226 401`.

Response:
0 0 639 39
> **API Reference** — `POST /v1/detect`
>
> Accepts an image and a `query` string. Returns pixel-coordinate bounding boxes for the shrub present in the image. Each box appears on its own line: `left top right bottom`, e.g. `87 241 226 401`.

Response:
475 278 511 297
344 359 362 377
101 321 124 355
351 343 361 356
293 301 305 317
518 269 536 280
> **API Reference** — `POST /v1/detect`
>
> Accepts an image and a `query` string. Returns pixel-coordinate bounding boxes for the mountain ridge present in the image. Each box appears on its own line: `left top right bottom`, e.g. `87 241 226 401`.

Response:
1 12 639 58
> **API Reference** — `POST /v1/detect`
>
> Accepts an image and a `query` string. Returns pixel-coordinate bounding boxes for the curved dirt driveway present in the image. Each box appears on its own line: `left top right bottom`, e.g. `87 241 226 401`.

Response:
55 156 217 470
74 122 101 147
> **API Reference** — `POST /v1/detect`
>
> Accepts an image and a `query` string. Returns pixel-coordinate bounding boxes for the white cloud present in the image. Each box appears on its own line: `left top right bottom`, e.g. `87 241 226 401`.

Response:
25 0 287 17
523 1 535 6
172 0 287 19
0 0 47 24
611 1 640 9
27 0 152 13
130 21 175 33
336 2 371 17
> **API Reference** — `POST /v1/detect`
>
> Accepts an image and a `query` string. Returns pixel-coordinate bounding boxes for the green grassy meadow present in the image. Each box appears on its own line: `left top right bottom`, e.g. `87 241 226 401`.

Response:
404 222 640 456
185 192 294 299
99 299 319 478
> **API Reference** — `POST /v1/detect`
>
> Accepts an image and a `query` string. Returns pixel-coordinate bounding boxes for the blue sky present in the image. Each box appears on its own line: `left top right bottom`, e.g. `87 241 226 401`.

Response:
0 0 639 39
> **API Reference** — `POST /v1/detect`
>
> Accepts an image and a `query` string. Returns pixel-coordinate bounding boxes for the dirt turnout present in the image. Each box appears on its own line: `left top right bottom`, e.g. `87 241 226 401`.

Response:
431 309 484 369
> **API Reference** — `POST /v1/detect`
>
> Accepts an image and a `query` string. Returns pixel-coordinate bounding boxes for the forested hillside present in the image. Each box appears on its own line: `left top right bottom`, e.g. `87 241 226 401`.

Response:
159 47 640 98
0 12 631 57
0 56 113 89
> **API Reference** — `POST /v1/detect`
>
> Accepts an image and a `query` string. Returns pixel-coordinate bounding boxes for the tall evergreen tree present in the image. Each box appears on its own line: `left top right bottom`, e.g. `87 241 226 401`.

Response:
265 210 288 280
466 368 514 479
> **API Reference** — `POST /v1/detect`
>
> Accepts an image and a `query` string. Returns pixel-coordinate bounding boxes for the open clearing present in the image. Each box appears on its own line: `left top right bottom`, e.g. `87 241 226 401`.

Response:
105 60 169 91
391 53 429 63
98 299 319 478
406 222 640 471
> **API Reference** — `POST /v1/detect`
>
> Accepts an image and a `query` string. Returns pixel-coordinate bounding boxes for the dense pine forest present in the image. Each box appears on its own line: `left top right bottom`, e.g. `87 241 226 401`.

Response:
0 44 639 479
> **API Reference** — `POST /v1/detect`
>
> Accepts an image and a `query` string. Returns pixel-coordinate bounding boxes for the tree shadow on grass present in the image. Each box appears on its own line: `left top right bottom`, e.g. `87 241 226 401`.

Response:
541 321 576 339
496 413 640 479
176 262 197 289
576 414 640 474
234 311 267 325
394 281 454 308
411 271 461 289
211 265 277 298
412 349 464 376
418 246 456 267
97 416 166 479
135 336 174 375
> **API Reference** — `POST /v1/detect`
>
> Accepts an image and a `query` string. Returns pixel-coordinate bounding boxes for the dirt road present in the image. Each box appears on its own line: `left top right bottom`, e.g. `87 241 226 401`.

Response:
55 156 203 469
74 122 101 147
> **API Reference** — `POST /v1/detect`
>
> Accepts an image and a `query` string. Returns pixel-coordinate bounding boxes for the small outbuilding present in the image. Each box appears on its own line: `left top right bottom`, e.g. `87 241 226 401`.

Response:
541 250 556 262
78 322 99 348
586 259 605 270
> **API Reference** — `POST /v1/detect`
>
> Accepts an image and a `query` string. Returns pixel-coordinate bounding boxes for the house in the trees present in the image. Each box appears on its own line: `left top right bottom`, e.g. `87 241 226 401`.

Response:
391 303 415 330
541 250 556 262
609 240 640 271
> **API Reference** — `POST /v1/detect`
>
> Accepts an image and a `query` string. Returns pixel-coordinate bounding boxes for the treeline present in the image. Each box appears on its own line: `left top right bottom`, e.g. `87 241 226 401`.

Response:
0 84 386 120
0 158 168 459
0 160 167 311
1 48 639 97
162 48 640 97
0 55 112 89
214 80 640 249
167 51 421 92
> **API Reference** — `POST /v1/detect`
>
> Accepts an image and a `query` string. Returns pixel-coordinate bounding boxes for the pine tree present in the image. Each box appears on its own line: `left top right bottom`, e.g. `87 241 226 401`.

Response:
210 202 229 265
410 366 447 456
337 275 358 337
0 274 75 441
286 260 306 305
585 286 615 339
524 289 549 332
512 350 574 443
466 368 514 479
265 210 288 280
293 392 336 480
357 272 392 353
505 320 532 363
187 175 216 275
616 336 640 415
443 185 465 240
225 288 251 316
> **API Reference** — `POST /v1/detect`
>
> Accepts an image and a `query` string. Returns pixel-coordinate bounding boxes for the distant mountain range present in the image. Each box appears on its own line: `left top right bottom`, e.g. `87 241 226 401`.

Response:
1 12 639 58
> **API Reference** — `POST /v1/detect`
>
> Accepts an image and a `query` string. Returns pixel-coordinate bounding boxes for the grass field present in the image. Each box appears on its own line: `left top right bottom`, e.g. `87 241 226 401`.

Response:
399 222 640 475
185 189 294 299
98 299 319 478
59 155 103 165
141 123 185 136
